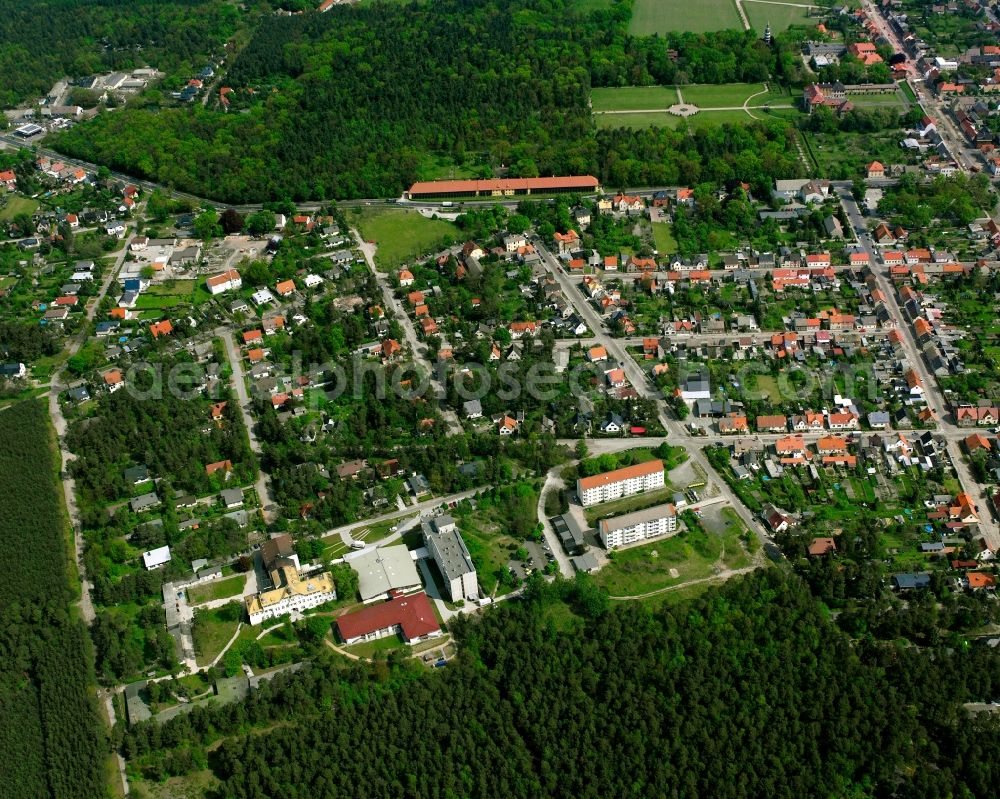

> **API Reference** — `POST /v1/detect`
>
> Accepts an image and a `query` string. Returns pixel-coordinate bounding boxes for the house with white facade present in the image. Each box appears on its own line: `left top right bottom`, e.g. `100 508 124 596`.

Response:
599 503 678 549
577 459 665 507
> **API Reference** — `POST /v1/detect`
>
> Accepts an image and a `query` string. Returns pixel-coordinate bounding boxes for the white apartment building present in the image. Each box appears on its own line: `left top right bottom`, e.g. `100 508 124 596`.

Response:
599 503 678 549
577 459 665 507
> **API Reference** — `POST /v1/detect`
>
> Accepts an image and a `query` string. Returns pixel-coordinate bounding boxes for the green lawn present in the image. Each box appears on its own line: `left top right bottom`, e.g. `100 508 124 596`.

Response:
0 194 39 222
192 604 241 666
652 222 677 255
595 112 673 129
585 486 677 526
743 1 817 32
134 279 204 310
597 105 801 131
352 208 460 271
595 512 751 596
629 0 741 34
343 633 408 658
845 90 908 108
681 83 769 108
591 86 679 112
185 575 246 606
595 530 717 596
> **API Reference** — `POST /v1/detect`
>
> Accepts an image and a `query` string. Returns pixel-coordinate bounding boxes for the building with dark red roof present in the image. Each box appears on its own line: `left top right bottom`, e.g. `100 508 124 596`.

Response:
335 592 442 644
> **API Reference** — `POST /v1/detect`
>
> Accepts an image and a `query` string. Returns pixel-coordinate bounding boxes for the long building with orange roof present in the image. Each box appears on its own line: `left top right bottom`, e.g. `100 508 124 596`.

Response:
577 459 664 507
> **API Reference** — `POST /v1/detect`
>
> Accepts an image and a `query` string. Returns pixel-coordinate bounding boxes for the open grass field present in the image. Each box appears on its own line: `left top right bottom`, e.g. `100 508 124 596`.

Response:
192 604 241 667
595 112 672 129
595 511 752 597
133 279 211 310
681 82 770 108
185 574 246 606
652 221 677 254
0 194 39 222
846 89 909 108
352 208 460 270
597 106 800 130
743 1 817 32
629 0 741 34
591 86 679 112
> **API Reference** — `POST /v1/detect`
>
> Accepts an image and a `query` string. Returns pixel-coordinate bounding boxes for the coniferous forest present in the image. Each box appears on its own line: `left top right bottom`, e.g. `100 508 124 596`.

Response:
123 571 1000 798
0 401 107 798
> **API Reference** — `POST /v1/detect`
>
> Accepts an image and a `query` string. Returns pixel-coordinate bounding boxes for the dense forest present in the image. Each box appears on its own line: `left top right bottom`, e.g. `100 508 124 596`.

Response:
50 0 797 201
0 401 107 798
121 570 1000 797
0 0 241 108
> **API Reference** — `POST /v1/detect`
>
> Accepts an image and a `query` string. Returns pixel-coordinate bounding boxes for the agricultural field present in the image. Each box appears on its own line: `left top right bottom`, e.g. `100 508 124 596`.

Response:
0 400 107 798
743 0 817 33
629 0 742 34
351 207 460 270
591 86 679 112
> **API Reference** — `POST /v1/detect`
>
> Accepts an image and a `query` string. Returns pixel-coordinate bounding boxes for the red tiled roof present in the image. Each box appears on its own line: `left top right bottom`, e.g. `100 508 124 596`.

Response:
577 459 663 491
336 592 440 641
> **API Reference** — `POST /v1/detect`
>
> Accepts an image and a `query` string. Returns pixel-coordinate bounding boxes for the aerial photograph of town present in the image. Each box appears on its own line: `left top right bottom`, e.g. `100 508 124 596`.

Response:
3 0 1000 796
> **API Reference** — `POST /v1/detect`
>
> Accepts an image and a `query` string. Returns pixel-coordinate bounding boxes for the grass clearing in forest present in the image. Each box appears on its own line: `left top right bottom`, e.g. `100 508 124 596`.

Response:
628 0 741 34
591 86 679 112
743 1 817 32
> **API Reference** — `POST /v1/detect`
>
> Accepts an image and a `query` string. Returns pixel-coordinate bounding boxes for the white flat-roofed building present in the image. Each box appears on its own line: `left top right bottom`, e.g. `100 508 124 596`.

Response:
421 515 478 601
599 503 677 549
577 459 665 507
142 545 171 570
348 545 423 602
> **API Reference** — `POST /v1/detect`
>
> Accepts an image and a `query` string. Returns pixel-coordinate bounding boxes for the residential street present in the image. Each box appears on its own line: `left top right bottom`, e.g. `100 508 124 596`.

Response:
355 232 462 434
221 329 275 523
47 235 133 626
534 239 773 546
838 188 1000 550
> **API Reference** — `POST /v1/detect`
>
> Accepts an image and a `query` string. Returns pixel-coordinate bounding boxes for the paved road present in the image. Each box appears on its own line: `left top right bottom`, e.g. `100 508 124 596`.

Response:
323 485 490 544
221 330 275 523
861 0 975 172
838 188 1000 550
